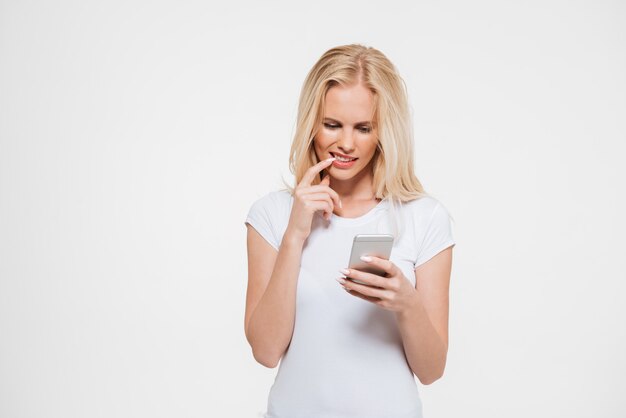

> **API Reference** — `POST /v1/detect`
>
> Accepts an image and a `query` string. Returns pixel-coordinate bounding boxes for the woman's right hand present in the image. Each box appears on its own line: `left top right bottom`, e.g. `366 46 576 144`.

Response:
286 157 342 243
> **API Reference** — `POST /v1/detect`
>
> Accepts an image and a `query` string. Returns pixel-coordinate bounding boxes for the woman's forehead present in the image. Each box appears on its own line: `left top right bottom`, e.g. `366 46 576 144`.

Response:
324 84 375 122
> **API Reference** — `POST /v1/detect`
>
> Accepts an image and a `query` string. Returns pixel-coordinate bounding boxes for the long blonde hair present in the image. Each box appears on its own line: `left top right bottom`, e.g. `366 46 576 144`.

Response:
280 44 431 238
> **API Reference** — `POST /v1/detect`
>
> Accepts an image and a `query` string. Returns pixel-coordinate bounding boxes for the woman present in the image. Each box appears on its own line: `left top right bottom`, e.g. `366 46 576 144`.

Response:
244 44 456 418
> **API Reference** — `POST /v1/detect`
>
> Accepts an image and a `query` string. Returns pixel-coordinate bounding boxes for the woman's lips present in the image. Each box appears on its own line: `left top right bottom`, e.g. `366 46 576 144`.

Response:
330 154 358 169
330 152 358 161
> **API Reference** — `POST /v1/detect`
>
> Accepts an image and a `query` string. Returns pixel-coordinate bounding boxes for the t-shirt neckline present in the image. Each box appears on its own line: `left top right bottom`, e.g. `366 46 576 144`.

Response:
329 198 389 226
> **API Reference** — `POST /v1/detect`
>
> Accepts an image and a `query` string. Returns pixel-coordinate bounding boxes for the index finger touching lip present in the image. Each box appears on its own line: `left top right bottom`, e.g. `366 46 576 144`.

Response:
302 157 336 186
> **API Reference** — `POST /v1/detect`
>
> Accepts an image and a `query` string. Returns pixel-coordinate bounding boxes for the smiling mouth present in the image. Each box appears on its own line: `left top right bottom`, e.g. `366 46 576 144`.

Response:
330 152 358 162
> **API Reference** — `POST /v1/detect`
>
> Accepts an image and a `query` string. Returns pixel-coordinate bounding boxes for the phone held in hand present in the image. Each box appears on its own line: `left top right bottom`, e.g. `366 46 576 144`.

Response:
346 234 394 285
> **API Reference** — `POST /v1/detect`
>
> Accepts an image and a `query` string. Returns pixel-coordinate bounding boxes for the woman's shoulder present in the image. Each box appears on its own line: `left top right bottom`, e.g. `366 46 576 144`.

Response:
248 188 293 211
395 193 454 224
398 193 443 213
265 188 293 205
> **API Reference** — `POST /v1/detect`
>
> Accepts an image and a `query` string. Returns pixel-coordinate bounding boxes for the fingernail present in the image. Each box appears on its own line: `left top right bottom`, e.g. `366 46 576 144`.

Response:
339 199 343 208
336 277 346 285
339 268 350 275
360 255 372 262
325 157 336 162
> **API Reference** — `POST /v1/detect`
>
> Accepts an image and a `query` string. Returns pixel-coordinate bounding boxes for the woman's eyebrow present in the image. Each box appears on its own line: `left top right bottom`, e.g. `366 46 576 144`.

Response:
323 117 372 125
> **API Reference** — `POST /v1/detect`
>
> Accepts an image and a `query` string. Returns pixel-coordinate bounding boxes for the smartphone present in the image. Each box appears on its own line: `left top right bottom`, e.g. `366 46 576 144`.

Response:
346 234 394 285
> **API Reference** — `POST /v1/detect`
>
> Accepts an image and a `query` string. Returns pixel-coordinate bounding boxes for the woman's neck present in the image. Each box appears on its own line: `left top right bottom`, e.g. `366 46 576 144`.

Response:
329 167 377 202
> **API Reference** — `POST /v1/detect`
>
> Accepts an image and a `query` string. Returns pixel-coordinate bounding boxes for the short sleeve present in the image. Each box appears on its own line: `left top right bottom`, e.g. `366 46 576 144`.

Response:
414 201 456 269
244 194 280 251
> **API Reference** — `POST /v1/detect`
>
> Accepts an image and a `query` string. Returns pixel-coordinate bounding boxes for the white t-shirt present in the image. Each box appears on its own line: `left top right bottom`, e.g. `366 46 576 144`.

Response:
245 189 456 418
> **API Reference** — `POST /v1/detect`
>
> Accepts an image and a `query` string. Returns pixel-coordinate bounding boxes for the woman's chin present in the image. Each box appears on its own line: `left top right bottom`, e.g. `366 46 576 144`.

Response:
328 167 359 180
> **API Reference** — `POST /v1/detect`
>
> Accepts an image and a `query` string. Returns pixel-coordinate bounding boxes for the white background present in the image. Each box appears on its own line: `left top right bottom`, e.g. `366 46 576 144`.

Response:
1 1 625 417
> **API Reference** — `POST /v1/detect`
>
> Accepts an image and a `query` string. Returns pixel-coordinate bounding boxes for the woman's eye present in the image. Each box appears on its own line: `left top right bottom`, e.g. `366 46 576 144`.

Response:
359 126 372 133
324 123 339 129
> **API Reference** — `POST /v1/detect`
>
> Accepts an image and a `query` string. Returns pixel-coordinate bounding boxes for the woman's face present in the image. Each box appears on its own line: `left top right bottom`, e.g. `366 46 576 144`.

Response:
313 83 378 181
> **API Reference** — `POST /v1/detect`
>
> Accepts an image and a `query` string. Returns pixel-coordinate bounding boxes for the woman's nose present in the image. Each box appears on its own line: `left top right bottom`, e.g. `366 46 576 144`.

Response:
337 128 356 150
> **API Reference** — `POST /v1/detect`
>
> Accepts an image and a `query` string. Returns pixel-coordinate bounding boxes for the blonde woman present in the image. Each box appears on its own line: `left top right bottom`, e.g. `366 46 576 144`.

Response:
244 44 456 418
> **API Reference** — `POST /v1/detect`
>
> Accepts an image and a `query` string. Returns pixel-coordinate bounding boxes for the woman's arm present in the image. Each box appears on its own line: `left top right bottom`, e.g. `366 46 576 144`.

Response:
395 246 453 385
244 226 305 368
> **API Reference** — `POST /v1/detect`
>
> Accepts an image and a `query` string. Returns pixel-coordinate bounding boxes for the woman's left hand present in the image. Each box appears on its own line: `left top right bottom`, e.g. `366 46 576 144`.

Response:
338 256 418 314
